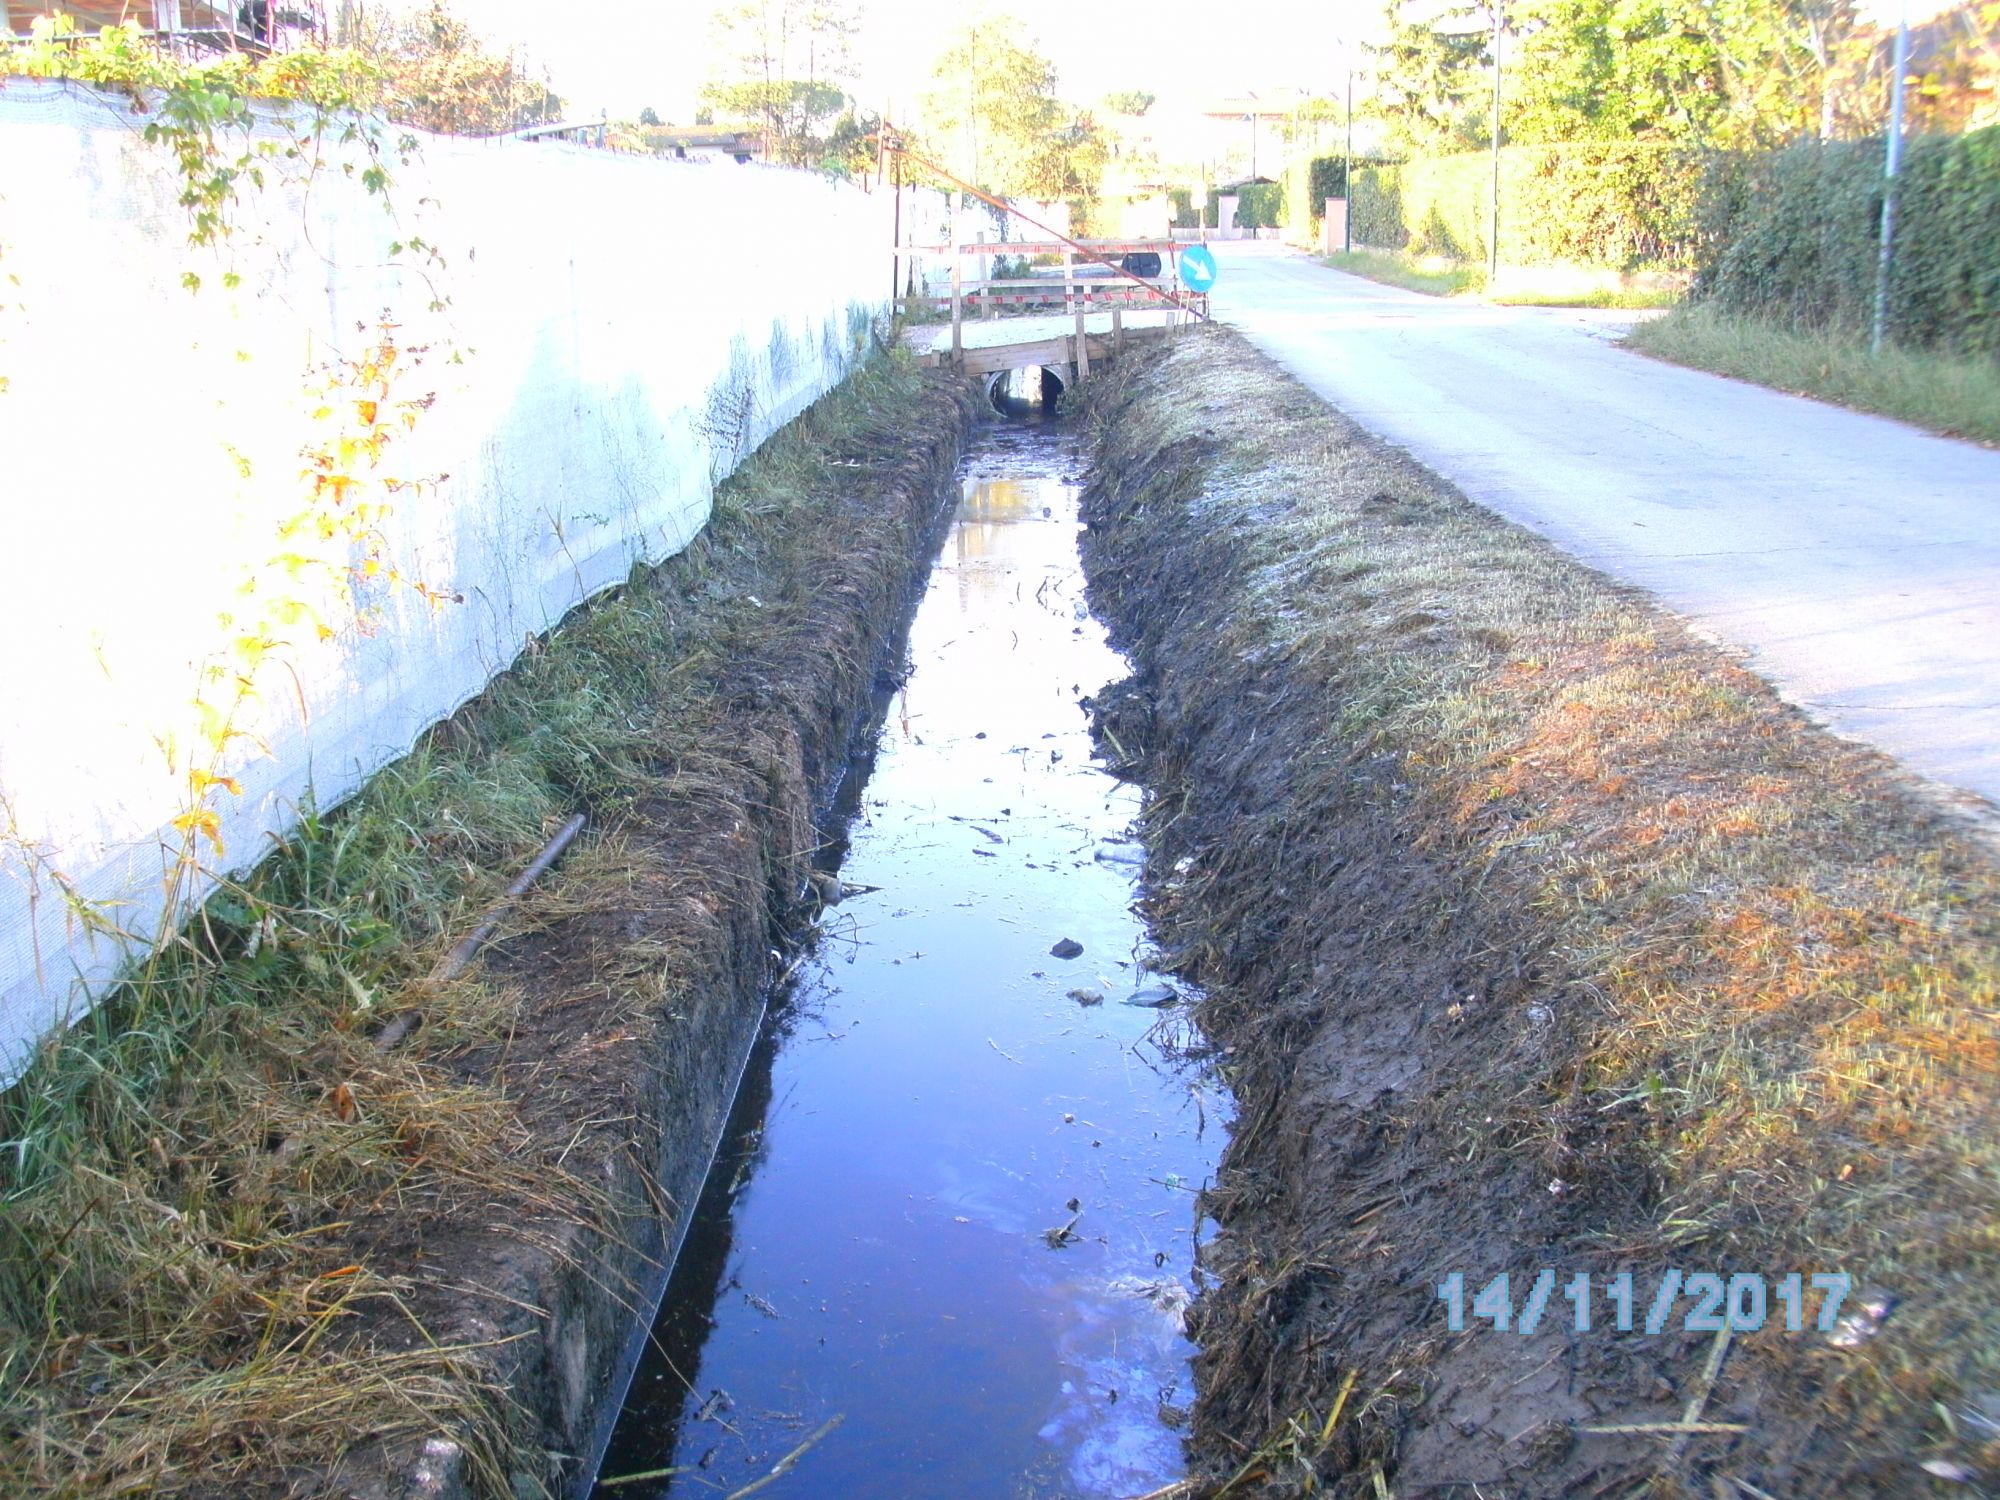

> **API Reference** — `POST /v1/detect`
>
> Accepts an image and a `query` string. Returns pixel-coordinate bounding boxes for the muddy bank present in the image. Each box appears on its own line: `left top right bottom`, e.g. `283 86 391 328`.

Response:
0 358 975 1500
1076 329 2000 1497
345 370 980 1499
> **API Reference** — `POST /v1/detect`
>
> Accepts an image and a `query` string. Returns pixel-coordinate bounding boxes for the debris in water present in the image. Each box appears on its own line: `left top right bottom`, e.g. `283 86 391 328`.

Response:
743 1292 781 1319
1050 938 1084 960
1043 1214 1082 1249
1123 982 1179 1008
1067 987 1105 1006
1095 845 1146 866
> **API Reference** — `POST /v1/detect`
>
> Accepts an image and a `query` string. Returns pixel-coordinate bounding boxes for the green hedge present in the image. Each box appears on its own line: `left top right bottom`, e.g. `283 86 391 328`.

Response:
1204 182 1285 230
1168 187 1200 229
1284 156 1351 243
1350 161 1407 250
1351 143 1705 271
1695 126 2000 354
1238 181 1284 228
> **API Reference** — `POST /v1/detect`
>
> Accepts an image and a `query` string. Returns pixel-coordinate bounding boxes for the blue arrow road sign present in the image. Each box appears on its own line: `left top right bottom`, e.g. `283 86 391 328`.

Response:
1177 245 1219 292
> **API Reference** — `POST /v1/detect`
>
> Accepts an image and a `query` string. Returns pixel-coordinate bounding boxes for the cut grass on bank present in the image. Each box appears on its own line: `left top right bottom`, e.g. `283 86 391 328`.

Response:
1321 248 1683 308
1080 328 2000 1495
0 351 945 1499
1322 248 1483 297
1628 302 2000 445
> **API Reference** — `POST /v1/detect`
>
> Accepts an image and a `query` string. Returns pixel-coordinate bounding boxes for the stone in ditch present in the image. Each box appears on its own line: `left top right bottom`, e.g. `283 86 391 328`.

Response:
1122 982 1179 1008
1050 938 1084 960
1067 988 1104 1007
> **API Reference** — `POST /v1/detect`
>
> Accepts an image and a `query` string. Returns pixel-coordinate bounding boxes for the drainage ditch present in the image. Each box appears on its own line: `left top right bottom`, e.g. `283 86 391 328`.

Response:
590 409 1229 1498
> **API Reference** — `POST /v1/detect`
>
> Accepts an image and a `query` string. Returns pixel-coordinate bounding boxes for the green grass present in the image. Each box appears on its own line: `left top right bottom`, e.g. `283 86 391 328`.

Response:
1321 248 1484 297
1489 283 1682 309
0 352 943 1498
1628 302 2000 445
1322 249 1685 309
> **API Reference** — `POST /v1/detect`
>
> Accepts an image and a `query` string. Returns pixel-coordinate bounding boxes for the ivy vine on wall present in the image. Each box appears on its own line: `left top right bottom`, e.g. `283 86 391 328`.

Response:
2 17 462 975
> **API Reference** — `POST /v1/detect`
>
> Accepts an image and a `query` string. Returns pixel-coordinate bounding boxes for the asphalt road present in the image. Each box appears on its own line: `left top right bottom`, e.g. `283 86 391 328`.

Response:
1207 243 2000 818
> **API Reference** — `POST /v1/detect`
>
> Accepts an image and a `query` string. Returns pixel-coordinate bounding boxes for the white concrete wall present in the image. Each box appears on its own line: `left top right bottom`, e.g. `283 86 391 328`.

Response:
0 78 892 1082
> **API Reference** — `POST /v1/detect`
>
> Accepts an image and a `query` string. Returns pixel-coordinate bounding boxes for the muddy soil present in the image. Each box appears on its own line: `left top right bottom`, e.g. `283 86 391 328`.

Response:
1073 329 2000 1498
330 374 980 1499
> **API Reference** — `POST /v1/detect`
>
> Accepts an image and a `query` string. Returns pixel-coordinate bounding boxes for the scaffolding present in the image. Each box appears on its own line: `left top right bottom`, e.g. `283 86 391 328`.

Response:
2 2 323 56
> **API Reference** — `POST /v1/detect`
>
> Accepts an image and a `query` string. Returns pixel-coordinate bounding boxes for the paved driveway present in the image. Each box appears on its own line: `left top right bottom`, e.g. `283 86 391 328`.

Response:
1208 243 2000 817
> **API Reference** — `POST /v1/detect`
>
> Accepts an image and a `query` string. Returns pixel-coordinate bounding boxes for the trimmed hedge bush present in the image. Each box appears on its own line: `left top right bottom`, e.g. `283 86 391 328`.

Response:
1284 156 1352 244
1696 126 2000 354
1351 143 1705 271
1237 181 1284 229
1338 128 1997 353
1204 181 1286 230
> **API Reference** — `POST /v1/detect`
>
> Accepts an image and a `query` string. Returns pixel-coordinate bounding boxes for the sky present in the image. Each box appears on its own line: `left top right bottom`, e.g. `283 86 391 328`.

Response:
463 0 1380 124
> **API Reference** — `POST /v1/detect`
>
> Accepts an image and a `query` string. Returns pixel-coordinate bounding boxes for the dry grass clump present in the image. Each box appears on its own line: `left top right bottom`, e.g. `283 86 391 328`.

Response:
1081 327 2000 1493
0 352 945 1496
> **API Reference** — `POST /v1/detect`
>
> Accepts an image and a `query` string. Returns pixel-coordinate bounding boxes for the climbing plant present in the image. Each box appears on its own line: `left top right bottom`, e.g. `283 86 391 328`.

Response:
1 17 459 962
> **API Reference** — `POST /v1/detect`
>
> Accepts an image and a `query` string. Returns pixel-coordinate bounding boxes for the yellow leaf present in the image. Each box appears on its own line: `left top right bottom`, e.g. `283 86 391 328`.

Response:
189 769 242 797
171 807 225 858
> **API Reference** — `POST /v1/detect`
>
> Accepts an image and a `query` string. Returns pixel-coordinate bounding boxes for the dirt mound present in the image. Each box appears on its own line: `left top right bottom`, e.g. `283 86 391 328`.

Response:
1077 328 2000 1498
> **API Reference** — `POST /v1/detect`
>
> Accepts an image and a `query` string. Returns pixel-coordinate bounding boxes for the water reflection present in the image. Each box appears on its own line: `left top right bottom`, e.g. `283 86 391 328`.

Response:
591 423 1226 1500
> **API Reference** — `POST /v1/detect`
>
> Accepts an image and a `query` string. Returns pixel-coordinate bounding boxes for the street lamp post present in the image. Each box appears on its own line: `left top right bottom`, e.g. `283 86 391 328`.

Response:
1344 48 1355 254
1871 0 1911 353
1430 4 1507 280
1486 4 1502 281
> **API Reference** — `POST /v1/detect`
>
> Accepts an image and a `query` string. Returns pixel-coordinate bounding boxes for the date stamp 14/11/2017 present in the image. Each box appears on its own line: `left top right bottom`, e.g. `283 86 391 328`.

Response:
1437 1270 1855 1337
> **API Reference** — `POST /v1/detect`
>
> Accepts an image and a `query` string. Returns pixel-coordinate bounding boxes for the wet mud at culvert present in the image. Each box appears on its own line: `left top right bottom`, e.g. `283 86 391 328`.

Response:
592 418 1232 1498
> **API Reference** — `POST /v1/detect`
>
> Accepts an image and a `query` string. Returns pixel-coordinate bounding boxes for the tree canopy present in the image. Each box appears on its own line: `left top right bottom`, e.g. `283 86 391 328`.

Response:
1364 0 1908 155
331 0 562 136
700 0 873 172
919 21 1106 202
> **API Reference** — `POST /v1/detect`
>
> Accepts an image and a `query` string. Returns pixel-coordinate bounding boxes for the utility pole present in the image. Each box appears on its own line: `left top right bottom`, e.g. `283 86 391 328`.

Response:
1488 3 1502 282
1871 0 1910 353
1344 49 1354 254
1429 4 1506 278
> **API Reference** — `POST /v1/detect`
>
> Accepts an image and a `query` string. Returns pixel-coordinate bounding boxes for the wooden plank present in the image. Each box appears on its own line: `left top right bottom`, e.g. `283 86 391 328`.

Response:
913 336 1101 376
907 324 1172 374
901 284 1195 308
899 239 1178 257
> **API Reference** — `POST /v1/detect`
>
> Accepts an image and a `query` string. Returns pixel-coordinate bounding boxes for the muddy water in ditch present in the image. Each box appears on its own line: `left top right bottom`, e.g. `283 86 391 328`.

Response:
592 418 1228 1499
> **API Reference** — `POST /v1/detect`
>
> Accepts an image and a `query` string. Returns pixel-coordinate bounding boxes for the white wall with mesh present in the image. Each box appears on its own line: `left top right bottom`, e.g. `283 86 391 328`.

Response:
0 79 894 1083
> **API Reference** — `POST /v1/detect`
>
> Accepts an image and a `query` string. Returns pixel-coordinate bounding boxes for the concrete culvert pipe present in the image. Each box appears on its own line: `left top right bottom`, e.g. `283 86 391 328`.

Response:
988 365 1066 417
